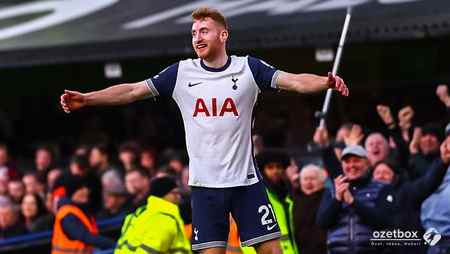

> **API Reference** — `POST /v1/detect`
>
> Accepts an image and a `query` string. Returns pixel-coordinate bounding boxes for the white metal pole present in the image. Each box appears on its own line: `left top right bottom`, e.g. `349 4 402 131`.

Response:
319 6 353 128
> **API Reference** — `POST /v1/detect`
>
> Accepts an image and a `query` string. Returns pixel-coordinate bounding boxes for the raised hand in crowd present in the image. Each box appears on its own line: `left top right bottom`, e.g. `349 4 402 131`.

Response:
398 106 414 131
398 106 414 142
376 104 395 129
441 135 450 165
343 124 364 146
313 126 330 147
436 84 450 107
409 127 422 155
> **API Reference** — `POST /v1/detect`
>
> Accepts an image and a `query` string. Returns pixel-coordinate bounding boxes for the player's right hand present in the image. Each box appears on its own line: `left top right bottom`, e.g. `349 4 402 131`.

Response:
60 90 87 113
328 72 349 96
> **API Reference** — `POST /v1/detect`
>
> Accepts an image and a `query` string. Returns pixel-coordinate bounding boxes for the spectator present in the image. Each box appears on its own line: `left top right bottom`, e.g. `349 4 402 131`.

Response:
22 171 45 196
0 171 8 196
421 125 450 254
376 105 411 170
21 193 47 232
118 141 140 172
436 84 450 120
252 134 265 156
317 145 396 254
89 144 117 177
97 186 131 220
97 170 131 219
69 155 90 176
125 168 150 208
54 155 102 213
140 147 158 177
180 167 190 194
336 123 353 144
74 144 90 157
0 143 19 180
167 153 187 178
409 124 442 179
0 144 9 169
51 176 114 253
386 135 450 254
245 151 298 254
115 176 191 254
311 124 363 179
397 106 415 143
34 145 55 179
47 168 62 190
364 132 390 166
0 195 26 238
293 164 327 254
372 160 397 184
285 159 300 190
8 179 25 204
178 167 192 225
32 191 57 232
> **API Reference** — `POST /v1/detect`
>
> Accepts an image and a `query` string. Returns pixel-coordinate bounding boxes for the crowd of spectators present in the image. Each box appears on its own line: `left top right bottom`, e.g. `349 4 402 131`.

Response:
0 84 448 254
0 140 191 239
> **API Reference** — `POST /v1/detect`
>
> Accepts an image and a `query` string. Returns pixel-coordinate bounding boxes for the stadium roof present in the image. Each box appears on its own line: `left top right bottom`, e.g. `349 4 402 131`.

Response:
0 0 449 67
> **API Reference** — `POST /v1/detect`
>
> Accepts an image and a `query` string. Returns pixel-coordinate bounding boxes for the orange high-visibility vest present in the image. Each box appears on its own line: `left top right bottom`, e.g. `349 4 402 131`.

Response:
51 204 98 254
185 223 193 241
226 216 243 254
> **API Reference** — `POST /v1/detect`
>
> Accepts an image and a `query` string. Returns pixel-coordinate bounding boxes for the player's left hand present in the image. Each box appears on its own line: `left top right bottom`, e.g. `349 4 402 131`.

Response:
328 72 349 96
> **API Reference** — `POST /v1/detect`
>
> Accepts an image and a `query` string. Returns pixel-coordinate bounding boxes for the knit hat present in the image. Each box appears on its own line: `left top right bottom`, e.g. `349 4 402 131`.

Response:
422 123 444 141
149 177 177 198
256 151 290 170
65 176 89 198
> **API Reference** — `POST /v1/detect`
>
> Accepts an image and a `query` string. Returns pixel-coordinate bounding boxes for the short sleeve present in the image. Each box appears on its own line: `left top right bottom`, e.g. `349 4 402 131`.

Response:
146 62 179 97
248 56 280 91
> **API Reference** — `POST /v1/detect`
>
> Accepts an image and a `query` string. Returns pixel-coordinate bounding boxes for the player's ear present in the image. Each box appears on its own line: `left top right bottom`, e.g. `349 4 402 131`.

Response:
220 29 229 43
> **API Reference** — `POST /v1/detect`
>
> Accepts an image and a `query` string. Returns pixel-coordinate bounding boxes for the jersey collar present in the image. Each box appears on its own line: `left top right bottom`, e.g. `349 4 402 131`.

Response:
200 56 231 72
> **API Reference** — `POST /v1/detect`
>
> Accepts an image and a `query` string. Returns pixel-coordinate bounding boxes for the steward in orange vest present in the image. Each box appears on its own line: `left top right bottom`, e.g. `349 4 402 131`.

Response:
52 176 114 254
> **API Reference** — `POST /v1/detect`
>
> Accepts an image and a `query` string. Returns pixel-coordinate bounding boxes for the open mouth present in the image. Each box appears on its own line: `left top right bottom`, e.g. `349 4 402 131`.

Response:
196 44 207 49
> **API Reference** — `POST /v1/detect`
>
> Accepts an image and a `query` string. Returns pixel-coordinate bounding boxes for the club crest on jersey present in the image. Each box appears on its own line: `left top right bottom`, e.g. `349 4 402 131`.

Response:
231 75 238 90
193 98 239 117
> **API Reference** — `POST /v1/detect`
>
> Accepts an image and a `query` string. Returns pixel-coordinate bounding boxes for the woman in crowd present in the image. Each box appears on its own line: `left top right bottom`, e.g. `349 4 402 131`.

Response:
21 193 47 232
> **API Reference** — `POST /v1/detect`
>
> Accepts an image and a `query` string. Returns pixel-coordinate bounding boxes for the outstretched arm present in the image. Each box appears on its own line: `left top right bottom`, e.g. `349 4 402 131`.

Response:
276 71 349 96
60 81 150 113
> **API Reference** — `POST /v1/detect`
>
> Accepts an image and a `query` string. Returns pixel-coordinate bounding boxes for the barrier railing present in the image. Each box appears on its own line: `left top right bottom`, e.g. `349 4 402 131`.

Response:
0 215 124 254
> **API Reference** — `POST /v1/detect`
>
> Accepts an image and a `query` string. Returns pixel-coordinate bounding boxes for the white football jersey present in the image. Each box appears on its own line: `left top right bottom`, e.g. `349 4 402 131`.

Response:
146 55 279 187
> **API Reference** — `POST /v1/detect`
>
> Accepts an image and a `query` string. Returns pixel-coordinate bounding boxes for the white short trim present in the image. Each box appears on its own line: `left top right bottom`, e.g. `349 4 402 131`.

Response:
192 241 227 251
241 232 281 247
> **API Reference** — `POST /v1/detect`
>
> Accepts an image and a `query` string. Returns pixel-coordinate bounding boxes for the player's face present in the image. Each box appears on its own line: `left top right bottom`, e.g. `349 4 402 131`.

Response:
192 18 227 61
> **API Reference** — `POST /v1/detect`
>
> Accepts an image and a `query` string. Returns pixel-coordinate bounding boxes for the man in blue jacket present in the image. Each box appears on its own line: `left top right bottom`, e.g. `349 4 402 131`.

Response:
421 123 450 254
316 145 396 254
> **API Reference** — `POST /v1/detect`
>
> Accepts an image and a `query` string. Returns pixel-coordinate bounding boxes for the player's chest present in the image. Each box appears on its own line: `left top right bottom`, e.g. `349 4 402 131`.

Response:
174 72 257 117
176 71 256 100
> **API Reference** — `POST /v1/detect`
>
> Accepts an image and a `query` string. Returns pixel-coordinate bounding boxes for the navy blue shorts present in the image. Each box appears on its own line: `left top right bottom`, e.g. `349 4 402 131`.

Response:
191 181 281 251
